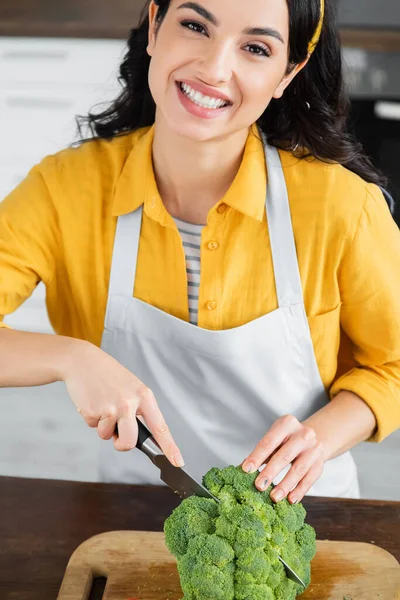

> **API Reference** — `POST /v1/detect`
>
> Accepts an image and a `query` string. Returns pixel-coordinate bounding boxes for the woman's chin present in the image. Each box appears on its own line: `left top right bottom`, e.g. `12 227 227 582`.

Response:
163 116 230 143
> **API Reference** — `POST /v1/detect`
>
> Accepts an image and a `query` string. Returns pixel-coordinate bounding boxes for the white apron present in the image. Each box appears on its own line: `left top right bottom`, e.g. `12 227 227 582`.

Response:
98 139 360 498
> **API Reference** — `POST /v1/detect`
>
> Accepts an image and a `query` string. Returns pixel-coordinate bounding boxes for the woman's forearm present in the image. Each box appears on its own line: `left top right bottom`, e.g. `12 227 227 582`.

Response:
303 389 377 461
0 328 85 387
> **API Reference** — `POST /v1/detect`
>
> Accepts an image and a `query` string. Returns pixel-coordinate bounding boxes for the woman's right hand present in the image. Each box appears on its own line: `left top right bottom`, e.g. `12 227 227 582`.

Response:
61 340 185 468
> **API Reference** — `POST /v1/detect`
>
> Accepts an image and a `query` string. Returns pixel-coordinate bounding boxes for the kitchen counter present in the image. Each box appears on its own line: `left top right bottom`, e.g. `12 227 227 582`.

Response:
0 476 399 599
0 0 399 51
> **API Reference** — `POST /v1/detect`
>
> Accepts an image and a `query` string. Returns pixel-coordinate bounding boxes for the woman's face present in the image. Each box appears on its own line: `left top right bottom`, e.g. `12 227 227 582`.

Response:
147 0 303 141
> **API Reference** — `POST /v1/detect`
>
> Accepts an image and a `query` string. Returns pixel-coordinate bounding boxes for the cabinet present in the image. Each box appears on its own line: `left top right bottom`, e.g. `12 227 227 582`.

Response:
0 37 126 332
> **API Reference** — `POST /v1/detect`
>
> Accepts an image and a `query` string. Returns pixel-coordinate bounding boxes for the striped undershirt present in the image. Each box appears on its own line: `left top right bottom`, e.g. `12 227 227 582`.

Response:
172 216 205 326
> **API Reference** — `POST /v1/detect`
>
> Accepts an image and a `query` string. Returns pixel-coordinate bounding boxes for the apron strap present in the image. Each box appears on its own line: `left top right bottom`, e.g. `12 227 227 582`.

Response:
106 207 143 312
264 142 304 307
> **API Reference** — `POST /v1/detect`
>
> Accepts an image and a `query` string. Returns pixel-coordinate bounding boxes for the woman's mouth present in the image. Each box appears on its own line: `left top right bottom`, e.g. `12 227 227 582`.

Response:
178 82 231 110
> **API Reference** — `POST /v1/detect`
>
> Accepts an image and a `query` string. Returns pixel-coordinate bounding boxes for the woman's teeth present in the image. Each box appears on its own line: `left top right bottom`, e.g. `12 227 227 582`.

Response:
179 82 229 110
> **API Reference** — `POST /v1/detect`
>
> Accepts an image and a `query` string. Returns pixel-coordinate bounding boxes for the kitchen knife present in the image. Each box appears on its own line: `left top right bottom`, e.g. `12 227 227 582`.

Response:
115 418 218 501
115 417 306 588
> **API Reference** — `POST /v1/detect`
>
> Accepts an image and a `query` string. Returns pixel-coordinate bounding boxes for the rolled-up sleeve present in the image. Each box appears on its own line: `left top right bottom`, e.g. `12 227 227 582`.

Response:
330 183 400 442
0 160 59 328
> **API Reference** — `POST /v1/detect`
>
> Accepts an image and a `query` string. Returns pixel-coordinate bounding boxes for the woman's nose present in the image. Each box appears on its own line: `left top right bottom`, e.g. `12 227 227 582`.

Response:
196 42 234 85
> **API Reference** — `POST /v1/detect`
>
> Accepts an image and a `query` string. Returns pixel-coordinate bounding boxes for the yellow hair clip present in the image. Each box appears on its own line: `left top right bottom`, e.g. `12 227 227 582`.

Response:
307 0 325 54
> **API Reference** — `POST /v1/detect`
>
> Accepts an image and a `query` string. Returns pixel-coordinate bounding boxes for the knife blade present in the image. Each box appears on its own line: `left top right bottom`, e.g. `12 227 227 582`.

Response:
115 418 305 588
114 418 218 501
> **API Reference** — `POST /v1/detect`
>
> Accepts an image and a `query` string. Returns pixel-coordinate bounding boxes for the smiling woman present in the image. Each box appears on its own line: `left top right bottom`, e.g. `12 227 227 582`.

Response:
78 0 386 189
1 0 400 506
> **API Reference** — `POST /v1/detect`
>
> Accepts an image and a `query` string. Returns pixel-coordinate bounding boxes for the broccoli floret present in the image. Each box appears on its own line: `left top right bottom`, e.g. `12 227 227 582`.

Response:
215 513 238 544
279 538 311 588
236 548 271 583
274 498 306 532
186 533 234 568
202 466 225 495
164 495 218 557
296 523 317 562
266 560 283 589
235 583 275 600
231 504 269 553
274 577 299 600
177 534 235 599
281 538 303 573
189 564 234 600
164 465 317 599
270 520 289 547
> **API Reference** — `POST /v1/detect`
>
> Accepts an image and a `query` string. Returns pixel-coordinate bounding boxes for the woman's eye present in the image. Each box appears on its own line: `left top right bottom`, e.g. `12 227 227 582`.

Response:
180 20 207 35
245 44 270 57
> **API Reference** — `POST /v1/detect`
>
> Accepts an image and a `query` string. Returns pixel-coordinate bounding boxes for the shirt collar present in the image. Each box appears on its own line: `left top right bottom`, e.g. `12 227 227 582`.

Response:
112 125 175 228
220 124 267 222
112 123 267 224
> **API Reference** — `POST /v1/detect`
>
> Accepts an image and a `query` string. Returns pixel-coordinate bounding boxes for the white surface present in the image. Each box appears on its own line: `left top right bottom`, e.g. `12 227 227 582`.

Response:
0 384 99 482
0 84 119 162
0 37 126 86
0 36 125 333
375 101 400 121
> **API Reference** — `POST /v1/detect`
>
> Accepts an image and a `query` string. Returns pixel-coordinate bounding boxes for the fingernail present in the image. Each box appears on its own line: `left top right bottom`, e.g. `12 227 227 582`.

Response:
244 462 255 474
174 454 185 468
291 497 298 505
258 478 269 491
273 489 284 502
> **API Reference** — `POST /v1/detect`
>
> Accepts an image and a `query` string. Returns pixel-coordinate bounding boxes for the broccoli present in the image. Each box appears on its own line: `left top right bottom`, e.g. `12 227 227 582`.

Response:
164 465 317 600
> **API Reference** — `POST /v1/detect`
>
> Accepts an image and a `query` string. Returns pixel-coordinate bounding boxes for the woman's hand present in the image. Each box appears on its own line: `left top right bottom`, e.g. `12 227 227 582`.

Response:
61 340 185 467
242 414 324 504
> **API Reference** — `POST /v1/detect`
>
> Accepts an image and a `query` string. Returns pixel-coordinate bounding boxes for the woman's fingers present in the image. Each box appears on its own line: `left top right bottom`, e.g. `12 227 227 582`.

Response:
242 415 301 474
287 456 325 504
97 414 118 441
83 415 99 428
269 443 324 503
255 426 317 492
138 387 185 468
113 414 139 452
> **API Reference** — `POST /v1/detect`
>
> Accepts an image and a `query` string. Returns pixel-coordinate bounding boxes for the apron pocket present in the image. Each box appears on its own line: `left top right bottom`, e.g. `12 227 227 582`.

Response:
307 304 341 386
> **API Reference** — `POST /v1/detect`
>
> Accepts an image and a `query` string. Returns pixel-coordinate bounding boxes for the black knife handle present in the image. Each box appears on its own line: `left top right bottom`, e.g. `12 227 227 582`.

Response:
136 418 152 449
114 417 152 450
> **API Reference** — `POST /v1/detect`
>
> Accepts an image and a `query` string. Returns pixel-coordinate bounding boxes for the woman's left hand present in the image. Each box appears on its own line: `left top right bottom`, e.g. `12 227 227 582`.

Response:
241 414 325 504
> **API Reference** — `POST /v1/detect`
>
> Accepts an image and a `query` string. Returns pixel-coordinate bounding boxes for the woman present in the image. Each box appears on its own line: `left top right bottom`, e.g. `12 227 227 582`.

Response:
0 0 399 504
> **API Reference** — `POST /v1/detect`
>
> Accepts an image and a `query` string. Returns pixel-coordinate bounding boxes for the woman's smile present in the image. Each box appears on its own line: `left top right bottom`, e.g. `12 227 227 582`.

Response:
176 80 233 119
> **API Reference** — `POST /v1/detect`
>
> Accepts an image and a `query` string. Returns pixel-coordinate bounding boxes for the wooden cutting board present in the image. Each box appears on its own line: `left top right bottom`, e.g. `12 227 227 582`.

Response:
57 530 400 600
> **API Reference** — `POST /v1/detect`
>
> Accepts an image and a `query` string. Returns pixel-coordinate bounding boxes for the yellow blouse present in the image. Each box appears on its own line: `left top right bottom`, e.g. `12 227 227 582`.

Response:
1 125 399 442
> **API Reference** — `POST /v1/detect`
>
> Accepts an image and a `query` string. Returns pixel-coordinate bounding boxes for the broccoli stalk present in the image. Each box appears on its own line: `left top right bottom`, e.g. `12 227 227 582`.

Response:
164 465 317 600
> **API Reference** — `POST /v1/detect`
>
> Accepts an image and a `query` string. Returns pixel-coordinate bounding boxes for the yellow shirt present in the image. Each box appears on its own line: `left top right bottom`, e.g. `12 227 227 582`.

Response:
1 125 399 442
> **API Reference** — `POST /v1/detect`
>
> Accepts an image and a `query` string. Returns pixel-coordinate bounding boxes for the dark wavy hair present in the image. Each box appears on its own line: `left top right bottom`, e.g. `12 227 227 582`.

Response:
77 0 392 206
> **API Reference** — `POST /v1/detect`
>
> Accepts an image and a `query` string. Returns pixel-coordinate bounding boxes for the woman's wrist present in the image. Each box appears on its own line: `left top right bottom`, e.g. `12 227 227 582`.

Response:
303 389 377 462
54 336 94 382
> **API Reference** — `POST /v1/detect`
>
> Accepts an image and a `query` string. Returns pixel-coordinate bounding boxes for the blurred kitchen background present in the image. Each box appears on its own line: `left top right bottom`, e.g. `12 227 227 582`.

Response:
0 0 399 500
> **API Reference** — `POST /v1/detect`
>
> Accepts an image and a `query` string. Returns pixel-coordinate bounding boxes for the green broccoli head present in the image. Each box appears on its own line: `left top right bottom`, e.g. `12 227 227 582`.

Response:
164 465 317 600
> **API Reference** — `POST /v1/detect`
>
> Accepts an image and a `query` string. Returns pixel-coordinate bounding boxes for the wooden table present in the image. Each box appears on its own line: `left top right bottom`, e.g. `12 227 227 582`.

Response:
0 476 399 599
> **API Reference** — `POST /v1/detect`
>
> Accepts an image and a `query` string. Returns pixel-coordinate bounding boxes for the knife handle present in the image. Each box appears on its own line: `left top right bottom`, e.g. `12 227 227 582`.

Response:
114 417 152 450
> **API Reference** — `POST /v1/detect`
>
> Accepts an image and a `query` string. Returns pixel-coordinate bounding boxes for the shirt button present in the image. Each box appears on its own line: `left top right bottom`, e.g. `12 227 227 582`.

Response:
206 301 217 311
207 241 219 251
217 203 227 214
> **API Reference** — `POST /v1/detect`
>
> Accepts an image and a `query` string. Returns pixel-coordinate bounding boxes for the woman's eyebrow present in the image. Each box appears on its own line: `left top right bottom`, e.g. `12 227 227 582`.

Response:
243 27 284 44
177 2 219 26
177 3 284 44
